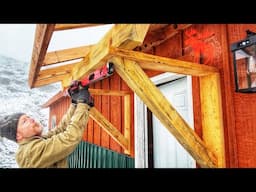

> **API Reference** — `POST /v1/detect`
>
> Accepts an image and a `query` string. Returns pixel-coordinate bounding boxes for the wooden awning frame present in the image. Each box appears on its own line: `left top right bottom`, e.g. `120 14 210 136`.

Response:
30 24 225 168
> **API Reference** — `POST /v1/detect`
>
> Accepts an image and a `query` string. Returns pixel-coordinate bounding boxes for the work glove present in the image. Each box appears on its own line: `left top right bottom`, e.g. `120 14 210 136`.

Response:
67 80 80 104
77 85 94 107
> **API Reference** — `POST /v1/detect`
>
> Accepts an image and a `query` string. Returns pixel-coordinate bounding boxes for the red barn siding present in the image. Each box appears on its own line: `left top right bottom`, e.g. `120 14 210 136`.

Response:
46 24 256 167
227 24 256 167
93 81 102 147
181 24 240 167
49 97 70 130
109 73 122 153
100 78 110 149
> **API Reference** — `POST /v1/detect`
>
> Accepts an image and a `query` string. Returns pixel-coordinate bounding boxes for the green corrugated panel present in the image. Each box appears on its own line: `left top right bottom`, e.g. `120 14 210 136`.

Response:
83 142 86 167
69 150 73 167
93 145 97 168
68 141 134 168
107 151 113 168
113 152 119 168
86 142 90 168
74 145 78 168
78 143 81 168
119 155 126 168
97 146 102 168
80 141 85 168
101 148 106 168
89 143 94 168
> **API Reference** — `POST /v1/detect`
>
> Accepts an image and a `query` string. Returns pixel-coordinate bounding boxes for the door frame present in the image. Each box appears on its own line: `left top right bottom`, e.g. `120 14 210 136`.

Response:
134 72 194 168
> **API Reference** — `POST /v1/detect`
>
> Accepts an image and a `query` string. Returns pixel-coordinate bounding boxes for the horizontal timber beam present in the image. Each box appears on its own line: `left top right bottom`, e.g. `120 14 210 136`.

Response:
38 64 74 80
43 45 93 66
34 74 69 87
136 24 192 52
61 24 150 88
110 47 219 76
54 24 103 31
89 88 131 96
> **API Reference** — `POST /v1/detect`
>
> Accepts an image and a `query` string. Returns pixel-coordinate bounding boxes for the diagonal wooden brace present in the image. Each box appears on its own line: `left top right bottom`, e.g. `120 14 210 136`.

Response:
111 56 218 168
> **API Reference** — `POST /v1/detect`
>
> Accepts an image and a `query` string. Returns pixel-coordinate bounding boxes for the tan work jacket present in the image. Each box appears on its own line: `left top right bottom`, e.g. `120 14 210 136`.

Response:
16 103 90 168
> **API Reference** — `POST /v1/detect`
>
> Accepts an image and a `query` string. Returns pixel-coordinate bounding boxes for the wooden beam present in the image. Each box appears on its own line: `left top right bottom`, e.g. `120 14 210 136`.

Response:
89 88 131 96
29 24 55 88
38 64 74 80
112 56 217 168
89 107 128 150
54 24 103 31
136 24 192 52
42 88 130 108
34 74 69 87
62 24 150 88
148 24 169 32
124 94 131 155
200 73 226 167
43 45 93 66
110 47 219 76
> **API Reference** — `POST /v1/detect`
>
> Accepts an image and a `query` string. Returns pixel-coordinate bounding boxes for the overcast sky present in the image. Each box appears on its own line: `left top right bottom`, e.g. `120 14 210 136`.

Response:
0 24 114 63
0 24 36 62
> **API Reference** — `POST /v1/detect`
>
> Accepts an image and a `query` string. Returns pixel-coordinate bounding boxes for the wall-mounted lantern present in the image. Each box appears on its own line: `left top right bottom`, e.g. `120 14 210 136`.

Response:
231 30 256 93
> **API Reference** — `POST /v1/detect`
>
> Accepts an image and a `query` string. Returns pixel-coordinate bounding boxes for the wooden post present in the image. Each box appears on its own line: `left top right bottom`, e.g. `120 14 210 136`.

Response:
124 94 131 154
200 73 226 167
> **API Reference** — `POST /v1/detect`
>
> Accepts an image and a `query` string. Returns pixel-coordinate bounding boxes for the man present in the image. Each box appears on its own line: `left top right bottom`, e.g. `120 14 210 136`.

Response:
0 81 94 168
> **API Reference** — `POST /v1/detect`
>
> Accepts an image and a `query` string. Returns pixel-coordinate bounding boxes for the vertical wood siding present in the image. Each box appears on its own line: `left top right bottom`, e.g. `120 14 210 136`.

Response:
227 24 256 167
49 97 70 130
181 24 239 167
47 24 256 167
48 73 134 156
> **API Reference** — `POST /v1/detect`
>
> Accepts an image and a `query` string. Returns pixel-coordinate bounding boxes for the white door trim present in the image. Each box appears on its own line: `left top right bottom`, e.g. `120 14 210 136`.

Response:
134 72 194 168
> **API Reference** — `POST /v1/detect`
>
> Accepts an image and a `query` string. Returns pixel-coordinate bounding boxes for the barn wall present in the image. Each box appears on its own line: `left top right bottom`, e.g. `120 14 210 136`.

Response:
141 24 246 167
182 24 236 167
47 24 256 167
83 73 135 156
178 24 256 167
227 24 256 167
49 97 70 130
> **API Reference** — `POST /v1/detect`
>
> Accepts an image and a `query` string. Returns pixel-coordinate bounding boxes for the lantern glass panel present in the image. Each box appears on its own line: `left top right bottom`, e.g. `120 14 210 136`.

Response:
234 44 256 91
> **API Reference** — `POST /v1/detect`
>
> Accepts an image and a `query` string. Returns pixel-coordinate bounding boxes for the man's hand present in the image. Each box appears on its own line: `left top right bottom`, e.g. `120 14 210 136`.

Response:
67 80 80 104
77 85 94 107
67 80 94 107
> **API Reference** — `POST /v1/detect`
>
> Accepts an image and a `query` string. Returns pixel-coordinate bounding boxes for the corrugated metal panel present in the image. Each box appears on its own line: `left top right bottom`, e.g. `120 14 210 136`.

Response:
68 141 134 168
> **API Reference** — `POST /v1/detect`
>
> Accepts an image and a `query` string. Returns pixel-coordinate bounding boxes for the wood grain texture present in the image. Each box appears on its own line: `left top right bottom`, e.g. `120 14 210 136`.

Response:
200 73 226 167
112 56 217 168
29 24 55 88
89 107 128 150
43 45 92 66
110 47 219 76
68 24 150 88
54 24 103 31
